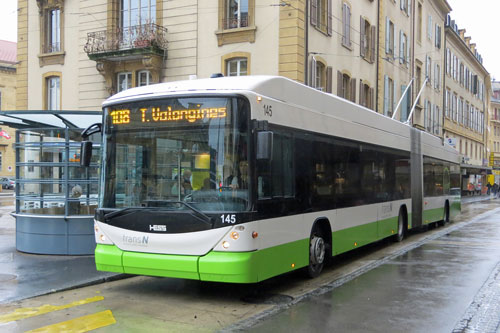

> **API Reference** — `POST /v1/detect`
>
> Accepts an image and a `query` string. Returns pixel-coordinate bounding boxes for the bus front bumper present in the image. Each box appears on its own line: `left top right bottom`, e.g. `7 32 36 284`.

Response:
95 244 260 283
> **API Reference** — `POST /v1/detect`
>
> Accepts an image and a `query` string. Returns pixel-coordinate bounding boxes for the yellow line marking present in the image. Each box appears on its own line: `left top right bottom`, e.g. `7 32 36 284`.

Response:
0 296 104 323
26 310 116 333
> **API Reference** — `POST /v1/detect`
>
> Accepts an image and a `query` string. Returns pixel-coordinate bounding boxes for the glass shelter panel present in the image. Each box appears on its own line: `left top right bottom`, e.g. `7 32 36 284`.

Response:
16 128 100 216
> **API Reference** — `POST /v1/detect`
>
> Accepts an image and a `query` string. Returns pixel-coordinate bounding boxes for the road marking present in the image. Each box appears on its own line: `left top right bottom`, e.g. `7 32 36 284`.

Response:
0 296 104 323
26 310 116 333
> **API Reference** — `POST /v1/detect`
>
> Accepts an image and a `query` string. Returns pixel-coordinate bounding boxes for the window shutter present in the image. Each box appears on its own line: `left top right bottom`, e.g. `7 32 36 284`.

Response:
369 87 375 110
311 0 318 27
385 17 390 54
310 57 317 87
370 26 376 63
407 0 411 16
327 0 333 36
391 79 395 115
350 78 357 103
406 36 410 66
359 80 365 106
399 30 404 63
342 4 347 45
337 71 343 97
326 66 333 93
384 75 389 115
392 23 396 57
347 5 351 47
360 17 366 57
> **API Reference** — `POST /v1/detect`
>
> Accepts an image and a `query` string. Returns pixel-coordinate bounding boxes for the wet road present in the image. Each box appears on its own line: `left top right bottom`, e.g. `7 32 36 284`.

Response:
1 199 500 332
246 201 500 333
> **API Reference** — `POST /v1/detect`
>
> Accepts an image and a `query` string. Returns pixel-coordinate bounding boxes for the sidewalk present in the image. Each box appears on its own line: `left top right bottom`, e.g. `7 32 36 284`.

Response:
0 200 122 304
0 194 496 304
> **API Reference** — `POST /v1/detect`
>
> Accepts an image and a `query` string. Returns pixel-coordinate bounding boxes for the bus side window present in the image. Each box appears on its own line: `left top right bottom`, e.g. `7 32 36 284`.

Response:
257 133 295 199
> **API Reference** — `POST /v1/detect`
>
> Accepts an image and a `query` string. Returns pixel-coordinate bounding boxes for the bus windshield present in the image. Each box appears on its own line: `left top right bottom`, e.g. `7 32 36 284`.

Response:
100 96 250 212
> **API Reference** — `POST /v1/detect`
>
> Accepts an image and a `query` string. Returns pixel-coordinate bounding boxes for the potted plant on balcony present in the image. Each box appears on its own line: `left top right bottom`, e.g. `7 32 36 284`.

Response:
134 23 155 48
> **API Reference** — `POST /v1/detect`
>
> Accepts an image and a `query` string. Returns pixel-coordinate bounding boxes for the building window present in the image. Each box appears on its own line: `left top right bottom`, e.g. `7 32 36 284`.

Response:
425 56 431 84
311 0 332 35
117 72 132 92
359 80 374 110
225 0 248 29
417 2 422 43
434 63 440 90
342 2 351 48
435 24 441 49
226 58 248 76
360 18 376 63
445 89 450 118
385 17 395 57
427 15 433 40
137 70 152 87
315 61 326 91
45 8 61 53
121 0 156 29
399 31 409 65
46 76 60 110
337 71 356 102
384 75 394 117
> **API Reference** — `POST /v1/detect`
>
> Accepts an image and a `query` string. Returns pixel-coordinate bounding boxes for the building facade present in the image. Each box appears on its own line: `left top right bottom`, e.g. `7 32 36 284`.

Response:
443 17 490 194
0 40 17 178
489 81 500 182
17 0 489 166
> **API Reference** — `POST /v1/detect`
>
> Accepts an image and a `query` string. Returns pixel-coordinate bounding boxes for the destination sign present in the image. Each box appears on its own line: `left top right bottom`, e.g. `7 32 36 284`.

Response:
110 106 227 125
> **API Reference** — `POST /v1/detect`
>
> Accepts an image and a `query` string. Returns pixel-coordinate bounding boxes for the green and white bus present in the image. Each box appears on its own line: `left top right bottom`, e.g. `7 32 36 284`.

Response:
82 76 461 283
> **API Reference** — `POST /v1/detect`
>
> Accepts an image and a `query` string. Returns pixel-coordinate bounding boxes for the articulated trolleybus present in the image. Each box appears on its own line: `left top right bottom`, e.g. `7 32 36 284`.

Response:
81 76 461 283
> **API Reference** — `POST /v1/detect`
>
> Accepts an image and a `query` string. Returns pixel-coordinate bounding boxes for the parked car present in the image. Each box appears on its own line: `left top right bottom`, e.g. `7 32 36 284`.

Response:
0 177 15 189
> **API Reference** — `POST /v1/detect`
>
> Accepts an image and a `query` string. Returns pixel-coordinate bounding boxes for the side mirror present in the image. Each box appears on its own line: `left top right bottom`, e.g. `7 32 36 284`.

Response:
80 141 93 167
256 131 273 161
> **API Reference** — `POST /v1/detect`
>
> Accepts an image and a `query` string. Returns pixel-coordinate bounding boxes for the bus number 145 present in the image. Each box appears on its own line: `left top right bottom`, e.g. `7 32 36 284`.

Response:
221 214 236 224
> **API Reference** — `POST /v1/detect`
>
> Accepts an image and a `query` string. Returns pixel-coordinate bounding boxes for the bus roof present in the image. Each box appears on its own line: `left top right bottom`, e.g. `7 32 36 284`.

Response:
103 75 283 106
103 75 459 163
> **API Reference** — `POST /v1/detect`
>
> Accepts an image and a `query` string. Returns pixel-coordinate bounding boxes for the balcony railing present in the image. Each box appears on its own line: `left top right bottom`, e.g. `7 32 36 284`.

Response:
84 24 168 58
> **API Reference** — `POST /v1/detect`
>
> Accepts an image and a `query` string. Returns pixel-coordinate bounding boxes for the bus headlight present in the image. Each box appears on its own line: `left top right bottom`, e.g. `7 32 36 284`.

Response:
94 222 113 245
230 231 239 240
222 241 230 249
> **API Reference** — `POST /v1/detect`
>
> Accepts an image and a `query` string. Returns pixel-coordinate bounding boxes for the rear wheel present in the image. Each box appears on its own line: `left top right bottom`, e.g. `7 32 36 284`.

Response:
394 210 406 242
306 226 326 278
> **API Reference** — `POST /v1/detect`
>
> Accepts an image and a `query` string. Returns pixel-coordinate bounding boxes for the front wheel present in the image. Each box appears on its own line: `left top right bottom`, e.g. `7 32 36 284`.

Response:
306 227 326 278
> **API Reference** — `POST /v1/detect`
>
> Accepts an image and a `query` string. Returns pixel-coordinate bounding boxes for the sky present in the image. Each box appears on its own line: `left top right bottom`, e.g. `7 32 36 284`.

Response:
0 0 497 78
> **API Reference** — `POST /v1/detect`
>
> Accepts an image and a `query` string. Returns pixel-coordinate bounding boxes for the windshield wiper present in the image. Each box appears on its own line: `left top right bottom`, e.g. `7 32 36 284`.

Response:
103 201 214 226
161 201 214 226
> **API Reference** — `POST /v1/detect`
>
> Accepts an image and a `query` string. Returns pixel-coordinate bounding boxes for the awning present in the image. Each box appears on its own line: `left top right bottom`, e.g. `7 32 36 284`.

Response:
0 111 102 129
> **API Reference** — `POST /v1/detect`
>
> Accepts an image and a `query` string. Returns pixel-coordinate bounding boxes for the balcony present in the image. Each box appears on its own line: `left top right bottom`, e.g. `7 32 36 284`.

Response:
84 24 168 61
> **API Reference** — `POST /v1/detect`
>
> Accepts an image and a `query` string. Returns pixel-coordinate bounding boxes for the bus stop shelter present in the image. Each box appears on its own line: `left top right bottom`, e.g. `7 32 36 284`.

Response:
0 111 101 255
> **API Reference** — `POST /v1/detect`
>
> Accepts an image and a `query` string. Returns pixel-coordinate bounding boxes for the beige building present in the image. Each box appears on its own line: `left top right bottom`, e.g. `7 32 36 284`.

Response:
17 0 489 162
377 0 413 121
0 40 17 178
443 18 490 168
489 81 500 180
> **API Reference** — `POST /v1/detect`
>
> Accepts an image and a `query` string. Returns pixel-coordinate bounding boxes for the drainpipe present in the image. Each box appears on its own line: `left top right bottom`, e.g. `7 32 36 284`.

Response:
375 0 380 113
305 0 309 84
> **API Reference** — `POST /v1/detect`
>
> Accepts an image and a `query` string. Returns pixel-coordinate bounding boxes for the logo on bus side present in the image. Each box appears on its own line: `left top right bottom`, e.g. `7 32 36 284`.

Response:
123 235 149 246
149 225 167 232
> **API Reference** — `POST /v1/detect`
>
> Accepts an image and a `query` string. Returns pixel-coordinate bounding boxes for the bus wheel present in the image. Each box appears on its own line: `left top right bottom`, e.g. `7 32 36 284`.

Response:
394 210 406 242
306 227 326 278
